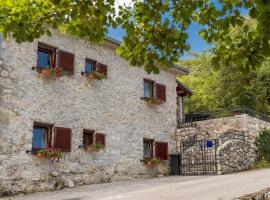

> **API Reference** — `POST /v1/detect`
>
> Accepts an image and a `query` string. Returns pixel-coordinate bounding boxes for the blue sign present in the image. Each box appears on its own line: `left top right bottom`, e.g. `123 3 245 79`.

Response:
206 140 214 148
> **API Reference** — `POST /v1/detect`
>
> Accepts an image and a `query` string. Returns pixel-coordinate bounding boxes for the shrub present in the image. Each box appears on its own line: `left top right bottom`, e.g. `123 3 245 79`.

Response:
255 128 270 162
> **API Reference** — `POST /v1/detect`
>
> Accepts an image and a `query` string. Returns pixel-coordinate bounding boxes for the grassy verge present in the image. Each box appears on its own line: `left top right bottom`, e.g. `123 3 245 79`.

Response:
255 160 270 169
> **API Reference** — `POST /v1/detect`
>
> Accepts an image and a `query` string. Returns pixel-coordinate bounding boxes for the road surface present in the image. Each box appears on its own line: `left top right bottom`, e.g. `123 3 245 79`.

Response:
4 169 270 200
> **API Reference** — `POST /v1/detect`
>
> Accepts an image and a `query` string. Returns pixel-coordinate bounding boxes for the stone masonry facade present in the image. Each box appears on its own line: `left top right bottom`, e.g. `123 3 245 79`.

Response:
0 31 188 196
176 114 270 174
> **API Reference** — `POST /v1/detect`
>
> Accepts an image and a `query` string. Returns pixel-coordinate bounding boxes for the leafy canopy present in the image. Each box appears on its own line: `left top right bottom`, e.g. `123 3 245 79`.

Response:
0 0 270 73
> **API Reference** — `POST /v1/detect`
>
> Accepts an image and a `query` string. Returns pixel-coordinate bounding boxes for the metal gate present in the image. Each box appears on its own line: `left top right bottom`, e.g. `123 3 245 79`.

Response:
180 138 218 175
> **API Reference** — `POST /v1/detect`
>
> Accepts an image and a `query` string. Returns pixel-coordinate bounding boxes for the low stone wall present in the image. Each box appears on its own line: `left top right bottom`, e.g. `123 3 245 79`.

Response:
236 188 270 200
216 130 256 174
176 114 270 174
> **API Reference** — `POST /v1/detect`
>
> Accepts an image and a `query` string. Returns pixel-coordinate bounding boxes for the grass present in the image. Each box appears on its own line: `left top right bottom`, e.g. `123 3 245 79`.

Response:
255 160 270 169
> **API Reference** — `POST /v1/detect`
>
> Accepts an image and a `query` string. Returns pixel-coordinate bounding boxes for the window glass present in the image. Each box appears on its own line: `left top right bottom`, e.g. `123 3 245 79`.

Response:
32 127 47 149
85 61 94 73
143 140 152 158
144 81 153 98
83 130 94 147
37 50 50 68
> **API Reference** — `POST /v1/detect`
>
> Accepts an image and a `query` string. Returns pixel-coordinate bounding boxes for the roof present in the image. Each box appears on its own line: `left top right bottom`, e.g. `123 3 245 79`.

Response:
104 36 189 75
176 79 193 96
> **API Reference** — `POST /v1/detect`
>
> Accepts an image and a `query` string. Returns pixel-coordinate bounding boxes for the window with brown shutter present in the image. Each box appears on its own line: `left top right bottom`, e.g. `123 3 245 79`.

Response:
96 63 107 77
54 127 72 152
58 50 75 75
95 133 105 147
155 141 168 160
155 83 166 102
142 79 166 104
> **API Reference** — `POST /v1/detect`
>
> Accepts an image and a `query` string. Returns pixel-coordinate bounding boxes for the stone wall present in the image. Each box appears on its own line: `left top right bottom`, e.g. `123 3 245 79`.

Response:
236 188 270 200
176 114 270 174
216 130 256 174
0 31 182 196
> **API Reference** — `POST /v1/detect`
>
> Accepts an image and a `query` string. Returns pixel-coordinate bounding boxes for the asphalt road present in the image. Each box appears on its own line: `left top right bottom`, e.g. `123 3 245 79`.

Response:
5 169 270 200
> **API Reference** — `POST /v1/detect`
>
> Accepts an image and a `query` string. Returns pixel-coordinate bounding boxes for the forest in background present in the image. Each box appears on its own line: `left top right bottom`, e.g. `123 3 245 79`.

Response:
179 18 270 114
179 53 270 114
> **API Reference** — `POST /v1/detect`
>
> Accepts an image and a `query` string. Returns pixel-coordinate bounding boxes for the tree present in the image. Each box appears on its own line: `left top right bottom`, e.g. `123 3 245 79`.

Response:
179 52 270 113
0 0 270 73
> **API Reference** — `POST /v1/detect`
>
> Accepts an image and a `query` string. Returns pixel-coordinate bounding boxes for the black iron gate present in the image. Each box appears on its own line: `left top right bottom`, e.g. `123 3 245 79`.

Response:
180 138 218 175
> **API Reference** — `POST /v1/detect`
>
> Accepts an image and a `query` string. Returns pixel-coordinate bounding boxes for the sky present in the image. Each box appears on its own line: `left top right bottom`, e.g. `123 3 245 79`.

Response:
108 24 210 60
109 0 211 59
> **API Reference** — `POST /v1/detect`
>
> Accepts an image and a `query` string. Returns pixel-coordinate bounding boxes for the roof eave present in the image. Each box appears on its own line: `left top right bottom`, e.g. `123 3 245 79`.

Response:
176 79 193 96
104 37 190 75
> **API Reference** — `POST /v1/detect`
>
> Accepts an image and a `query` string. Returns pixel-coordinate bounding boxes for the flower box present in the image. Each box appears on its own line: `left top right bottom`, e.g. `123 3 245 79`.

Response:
141 97 162 105
37 147 64 163
82 71 107 81
86 143 104 153
36 151 45 158
32 67 64 78
146 158 161 168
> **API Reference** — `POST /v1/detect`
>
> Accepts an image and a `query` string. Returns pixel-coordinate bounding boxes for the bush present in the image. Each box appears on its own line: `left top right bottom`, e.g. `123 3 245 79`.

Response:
255 160 270 169
255 128 270 162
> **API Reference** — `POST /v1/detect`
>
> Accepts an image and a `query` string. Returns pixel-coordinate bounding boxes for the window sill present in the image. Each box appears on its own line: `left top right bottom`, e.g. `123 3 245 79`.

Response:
141 97 164 105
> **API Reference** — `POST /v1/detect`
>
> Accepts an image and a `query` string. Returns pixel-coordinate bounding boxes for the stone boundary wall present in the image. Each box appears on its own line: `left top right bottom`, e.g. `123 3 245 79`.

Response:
236 188 270 200
216 130 256 174
176 114 270 174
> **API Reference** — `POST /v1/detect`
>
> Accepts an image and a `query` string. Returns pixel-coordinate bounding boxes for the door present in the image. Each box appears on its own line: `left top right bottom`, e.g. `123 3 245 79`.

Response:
170 154 180 175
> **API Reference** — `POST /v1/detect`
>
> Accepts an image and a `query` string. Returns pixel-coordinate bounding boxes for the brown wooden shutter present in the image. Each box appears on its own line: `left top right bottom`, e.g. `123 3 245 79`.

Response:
155 83 166 101
96 133 105 146
54 127 72 152
155 142 168 160
97 63 107 77
58 50 75 75
88 133 93 145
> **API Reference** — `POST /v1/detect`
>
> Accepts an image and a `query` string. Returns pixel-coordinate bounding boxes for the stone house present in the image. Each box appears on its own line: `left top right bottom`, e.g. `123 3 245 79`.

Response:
0 31 192 195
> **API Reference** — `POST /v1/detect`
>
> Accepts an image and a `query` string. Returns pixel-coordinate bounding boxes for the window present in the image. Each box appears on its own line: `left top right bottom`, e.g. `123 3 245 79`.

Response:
37 43 74 75
143 139 168 161
143 139 153 159
143 79 166 102
144 79 154 98
85 59 96 74
37 43 56 69
31 123 72 152
83 129 94 147
32 123 52 150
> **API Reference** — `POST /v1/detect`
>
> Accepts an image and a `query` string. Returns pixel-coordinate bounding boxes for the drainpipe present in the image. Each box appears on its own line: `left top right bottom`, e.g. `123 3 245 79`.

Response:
177 95 187 125
0 33 2 61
